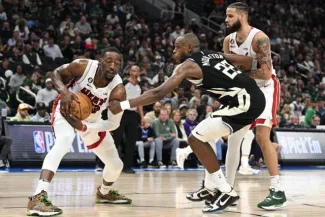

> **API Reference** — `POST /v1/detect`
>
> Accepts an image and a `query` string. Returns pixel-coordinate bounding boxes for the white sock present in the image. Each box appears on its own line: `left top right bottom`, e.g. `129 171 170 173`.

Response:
270 175 281 191
205 169 232 193
241 155 249 168
100 183 112 195
184 146 193 155
34 179 50 196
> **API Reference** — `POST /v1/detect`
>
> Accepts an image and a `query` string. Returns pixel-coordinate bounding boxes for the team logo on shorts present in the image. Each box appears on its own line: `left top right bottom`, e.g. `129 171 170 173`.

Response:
33 131 46 153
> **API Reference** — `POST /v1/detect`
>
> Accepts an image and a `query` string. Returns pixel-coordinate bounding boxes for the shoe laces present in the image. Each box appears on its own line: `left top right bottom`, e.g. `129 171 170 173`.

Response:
110 189 121 196
40 195 53 207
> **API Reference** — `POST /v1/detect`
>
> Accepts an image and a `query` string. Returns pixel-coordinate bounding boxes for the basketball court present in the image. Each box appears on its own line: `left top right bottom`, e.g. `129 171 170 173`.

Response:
1 167 325 217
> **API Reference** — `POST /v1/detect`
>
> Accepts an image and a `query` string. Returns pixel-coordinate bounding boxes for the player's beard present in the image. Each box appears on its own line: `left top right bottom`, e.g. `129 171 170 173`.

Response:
226 19 242 35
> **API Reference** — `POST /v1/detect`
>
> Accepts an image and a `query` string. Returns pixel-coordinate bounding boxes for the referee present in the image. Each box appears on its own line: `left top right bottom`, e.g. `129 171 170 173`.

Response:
112 65 143 173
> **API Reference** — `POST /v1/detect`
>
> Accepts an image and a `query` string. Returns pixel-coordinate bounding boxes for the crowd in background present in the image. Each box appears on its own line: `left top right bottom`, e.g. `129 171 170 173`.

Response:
0 0 324 169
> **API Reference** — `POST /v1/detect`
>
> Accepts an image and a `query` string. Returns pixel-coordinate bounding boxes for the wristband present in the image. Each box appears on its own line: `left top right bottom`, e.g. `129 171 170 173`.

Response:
120 100 131 110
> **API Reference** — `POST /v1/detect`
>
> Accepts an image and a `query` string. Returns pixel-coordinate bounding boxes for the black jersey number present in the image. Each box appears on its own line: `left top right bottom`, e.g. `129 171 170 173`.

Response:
214 60 242 79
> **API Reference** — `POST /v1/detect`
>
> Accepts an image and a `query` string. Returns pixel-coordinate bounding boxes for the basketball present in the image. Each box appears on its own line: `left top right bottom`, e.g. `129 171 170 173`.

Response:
72 93 92 120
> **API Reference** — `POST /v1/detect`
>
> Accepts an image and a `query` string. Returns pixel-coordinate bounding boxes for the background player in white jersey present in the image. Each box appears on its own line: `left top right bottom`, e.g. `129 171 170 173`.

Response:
27 47 131 216
223 2 286 210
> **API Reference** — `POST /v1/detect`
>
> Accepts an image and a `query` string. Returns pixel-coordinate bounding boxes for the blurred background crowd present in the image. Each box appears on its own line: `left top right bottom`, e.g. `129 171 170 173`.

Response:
0 0 324 169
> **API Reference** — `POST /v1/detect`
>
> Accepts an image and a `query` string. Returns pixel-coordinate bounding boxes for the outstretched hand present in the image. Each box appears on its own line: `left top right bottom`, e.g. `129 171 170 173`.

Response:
108 100 123 115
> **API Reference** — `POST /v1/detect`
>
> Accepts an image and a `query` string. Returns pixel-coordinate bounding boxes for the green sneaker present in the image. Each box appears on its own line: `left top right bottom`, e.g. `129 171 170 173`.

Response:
257 188 287 210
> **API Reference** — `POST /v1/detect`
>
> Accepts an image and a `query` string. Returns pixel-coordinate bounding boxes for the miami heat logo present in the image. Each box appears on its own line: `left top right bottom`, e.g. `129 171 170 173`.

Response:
80 87 107 113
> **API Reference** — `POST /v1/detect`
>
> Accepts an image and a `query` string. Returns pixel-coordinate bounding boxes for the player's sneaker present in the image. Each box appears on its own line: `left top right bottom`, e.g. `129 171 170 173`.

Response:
186 180 215 201
257 188 287 210
27 190 63 216
205 197 238 206
202 188 240 214
238 166 261 175
96 187 132 204
176 148 189 170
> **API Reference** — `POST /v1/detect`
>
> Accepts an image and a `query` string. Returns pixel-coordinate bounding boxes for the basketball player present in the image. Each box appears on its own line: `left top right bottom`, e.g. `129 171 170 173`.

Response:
109 33 266 213
27 47 131 216
185 2 286 211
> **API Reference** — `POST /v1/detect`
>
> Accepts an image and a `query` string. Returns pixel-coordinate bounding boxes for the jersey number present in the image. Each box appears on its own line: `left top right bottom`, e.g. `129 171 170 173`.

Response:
214 60 242 79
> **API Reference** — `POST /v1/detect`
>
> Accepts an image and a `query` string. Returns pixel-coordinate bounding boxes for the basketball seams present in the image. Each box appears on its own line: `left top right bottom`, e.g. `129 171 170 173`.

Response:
76 93 92 120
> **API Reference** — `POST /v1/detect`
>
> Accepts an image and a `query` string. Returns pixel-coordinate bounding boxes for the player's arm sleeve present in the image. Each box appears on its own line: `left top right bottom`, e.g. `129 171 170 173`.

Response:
85 110 123 132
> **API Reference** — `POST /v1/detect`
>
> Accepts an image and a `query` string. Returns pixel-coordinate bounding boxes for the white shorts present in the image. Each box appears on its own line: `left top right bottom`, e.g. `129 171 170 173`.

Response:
51 97 111 150
251 75 280 128
191 116 250 143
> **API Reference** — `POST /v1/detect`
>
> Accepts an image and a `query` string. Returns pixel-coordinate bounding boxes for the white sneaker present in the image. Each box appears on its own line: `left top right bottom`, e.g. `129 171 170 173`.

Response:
238 166 261 175
176 148 189 170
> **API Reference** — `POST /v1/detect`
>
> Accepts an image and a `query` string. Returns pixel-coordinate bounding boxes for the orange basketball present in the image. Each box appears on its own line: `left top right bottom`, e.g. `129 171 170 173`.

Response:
71 93 92 120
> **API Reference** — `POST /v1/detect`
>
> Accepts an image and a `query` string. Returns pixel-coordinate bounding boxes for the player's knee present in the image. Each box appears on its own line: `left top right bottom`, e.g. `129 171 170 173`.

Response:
113 158 123 172
56 134 75 153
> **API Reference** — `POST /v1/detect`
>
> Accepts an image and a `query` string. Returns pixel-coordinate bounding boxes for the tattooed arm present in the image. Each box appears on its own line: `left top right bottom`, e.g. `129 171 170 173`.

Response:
249 32 273 80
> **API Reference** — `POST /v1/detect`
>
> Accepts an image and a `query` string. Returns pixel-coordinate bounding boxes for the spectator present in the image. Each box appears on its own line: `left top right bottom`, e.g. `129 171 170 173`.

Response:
183 109 199 136
7 30 20 47
284 115 304 128
10 103 31 121
289 94 304 117
152 109 179 168
304 99 317 127
36 78 58 108
31 102 50 122
310 114 321 128
171 110 188 142
8 64 26 94
106 12 120 25
136 117 155 168
179 103 188 120
22 42 42 67
75 16 92 36
144 101 161 124
0 4 7 21
43 38 63 60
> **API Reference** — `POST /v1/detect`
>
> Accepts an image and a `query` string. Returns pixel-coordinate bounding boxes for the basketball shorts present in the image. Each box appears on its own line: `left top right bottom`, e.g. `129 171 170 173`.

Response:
251 75 280 128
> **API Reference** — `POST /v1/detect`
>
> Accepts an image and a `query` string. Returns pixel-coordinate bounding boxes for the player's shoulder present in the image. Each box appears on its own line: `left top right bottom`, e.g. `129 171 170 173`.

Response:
252 30 269 42
68 58 91 71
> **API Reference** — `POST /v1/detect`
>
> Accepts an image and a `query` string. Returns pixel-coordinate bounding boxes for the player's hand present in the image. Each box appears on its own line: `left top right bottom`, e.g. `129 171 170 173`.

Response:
60 90 80 115
108 100 122 114
61 113 85 131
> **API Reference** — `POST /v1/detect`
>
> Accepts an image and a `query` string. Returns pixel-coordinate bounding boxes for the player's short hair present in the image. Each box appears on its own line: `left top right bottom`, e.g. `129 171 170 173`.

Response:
183 33 200 50
228 2 249 15
101 47 121 58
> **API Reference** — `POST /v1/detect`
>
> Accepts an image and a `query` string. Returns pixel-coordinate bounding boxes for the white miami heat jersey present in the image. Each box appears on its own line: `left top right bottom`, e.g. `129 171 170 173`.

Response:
228 27 276 75
69 59 122 122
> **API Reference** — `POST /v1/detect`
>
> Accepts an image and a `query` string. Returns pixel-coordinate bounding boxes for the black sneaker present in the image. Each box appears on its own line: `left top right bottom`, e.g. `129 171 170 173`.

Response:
156 161 166 168
205 196 239 206
122 168 135 174
140 161 148 168
186 180 215 201
170 160 177 167
202 189 240 214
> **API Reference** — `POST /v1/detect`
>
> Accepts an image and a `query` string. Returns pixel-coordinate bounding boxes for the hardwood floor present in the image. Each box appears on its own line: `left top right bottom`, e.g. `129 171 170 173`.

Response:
1 169 325 217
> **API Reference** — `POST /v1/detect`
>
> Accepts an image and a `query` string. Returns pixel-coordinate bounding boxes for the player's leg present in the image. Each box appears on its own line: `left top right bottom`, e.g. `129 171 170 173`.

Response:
225 127 249 187
186 139 218 202
176 145 193 169
27 113 75 216
256 77 286 210
188 116 239 213
238 130 261 175
89 132 131 204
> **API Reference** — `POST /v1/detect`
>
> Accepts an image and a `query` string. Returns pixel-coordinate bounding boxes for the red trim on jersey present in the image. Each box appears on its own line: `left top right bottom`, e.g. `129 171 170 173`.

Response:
250 75 280 129
271 75 280 127
87 131 107 150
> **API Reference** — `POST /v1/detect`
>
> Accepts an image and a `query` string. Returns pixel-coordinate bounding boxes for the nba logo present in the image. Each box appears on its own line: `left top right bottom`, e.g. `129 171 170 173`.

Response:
33 131 46 153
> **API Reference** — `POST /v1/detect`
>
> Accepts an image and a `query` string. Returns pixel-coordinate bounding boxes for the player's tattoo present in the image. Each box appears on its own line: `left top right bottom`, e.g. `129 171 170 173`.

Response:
248 36 272 80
